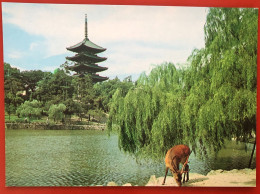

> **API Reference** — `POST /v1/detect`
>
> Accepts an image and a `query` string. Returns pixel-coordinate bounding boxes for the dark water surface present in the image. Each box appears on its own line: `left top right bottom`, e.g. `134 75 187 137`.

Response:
5 129 256 186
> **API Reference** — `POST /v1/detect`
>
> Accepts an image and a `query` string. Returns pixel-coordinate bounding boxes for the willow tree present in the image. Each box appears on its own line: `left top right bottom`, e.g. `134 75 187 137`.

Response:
108 8 257 159
108 63 185 158
191 8 258 154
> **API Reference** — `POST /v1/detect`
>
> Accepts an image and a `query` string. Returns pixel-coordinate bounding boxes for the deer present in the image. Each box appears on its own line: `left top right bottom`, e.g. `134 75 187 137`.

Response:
162 144 191 186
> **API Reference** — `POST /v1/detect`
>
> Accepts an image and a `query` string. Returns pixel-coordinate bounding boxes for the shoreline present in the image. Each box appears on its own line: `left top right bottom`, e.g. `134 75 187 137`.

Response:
5 122 106 130
106 168 256 187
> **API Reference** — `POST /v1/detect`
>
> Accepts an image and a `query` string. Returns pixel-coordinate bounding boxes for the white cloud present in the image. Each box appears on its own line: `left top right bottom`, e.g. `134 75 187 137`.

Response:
9 64 26 71
3 3 84 57
2 3 207 79
104 43 187 76
41 65 57 72
7 50 25 59
29 42 39 51
93 6 206 46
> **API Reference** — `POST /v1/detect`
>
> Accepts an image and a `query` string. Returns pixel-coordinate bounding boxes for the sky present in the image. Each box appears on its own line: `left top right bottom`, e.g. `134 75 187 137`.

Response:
2 3 208 81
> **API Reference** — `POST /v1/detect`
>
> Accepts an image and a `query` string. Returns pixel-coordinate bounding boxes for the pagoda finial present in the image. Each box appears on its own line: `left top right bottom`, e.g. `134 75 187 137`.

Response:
85 14 88 39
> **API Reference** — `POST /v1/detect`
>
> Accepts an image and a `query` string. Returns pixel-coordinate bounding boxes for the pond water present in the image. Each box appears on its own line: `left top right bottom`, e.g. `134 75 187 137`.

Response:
5 129 256 186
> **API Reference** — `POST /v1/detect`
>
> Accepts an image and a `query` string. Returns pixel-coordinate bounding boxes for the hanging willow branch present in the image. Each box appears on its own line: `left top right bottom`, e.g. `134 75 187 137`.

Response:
108 8 257 159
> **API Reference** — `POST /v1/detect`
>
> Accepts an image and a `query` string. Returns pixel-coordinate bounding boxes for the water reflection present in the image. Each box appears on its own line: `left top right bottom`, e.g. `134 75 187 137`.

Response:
5 130 256 186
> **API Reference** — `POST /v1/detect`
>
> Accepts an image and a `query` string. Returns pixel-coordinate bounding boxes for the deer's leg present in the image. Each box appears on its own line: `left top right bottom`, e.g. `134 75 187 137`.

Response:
186 164 189 182
183 164 189 183
180 156 189 173
183 172 186 183
162 167 169 185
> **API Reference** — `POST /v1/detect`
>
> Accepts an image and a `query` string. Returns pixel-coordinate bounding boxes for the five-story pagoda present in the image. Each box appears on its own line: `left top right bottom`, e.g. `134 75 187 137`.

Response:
66 14 108 82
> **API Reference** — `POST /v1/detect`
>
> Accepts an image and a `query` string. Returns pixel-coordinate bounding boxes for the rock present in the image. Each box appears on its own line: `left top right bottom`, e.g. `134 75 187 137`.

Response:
107 181 118 186
146 175 158 186
238 168 254 174
187 169 256 187
207 169 224 175
146 175 178 186
122 183 132 186
149 175 157 183
229 169 239 174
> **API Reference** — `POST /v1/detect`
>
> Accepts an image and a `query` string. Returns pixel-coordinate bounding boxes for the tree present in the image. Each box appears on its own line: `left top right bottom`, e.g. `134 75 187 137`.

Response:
20 70 46 101
63 99 83 123
108 63 183 157
4 63 21 79
94 76 134 112
16 100 43 121
4 63 24 120
191 8 258 154
107 8 257 159
48 104 66 123
35 68 74 103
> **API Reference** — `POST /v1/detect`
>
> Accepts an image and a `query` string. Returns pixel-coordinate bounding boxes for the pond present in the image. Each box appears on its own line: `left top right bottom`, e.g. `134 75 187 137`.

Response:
5 129 256 186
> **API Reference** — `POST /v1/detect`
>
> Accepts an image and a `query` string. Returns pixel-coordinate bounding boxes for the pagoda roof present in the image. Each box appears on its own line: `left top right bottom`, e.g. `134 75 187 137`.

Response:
69 63 108 73
67 38 106 54
91 74 109 82
66 52 107 63
74 73 109 82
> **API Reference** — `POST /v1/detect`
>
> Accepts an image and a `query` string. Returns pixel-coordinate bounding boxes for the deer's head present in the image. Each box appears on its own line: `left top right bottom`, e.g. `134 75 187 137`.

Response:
171 159 189 186
173 172 183 186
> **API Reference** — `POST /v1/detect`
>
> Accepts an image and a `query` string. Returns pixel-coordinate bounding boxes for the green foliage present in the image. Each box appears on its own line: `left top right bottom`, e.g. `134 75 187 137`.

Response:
36 68 74 103
94 76 134 112
20 70 46 100
4 62 134 124
48 103 66 123
108 63 185 158
5 114 47 123
108 8 257 159
73 75 96 120
4 63 25 119
4 63 21 79
16 100 43 120
88 109 107 123
63 99 83 117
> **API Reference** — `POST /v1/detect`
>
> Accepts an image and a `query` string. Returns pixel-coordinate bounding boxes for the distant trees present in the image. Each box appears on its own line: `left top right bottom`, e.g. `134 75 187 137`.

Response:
20 70 46 101
107 8 257 159
4 62 134 123
94 76 134 112
35 68 74 103
4 63 24 120
75 75 95 121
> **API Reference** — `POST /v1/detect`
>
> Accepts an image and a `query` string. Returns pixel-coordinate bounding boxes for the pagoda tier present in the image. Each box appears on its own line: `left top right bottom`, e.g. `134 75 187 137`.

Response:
91 74 109 82
66 52 107 63
67 38 106 54
74 73 109 82
68 63 108 73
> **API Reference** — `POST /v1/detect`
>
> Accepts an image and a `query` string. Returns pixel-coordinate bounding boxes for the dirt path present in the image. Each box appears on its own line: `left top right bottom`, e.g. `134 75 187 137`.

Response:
145 168 256 187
